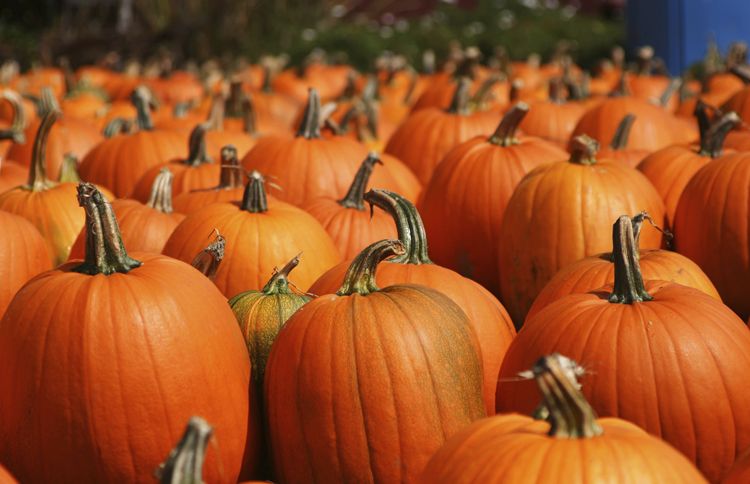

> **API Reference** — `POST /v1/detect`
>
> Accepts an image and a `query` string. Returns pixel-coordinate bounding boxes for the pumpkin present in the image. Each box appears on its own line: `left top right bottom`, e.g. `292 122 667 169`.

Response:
497 135 666 326
0 183 254 483
0 210 51 318
626 46 678 110
69 168 185 256
78 86 185 197
722 67 750 123
163 170 340 297
265 239 486 483
0 157 26 194
248 67 302 128
309 190 516 414
385 77 501 185
527 211 720 320
9 66 65 99
60 90 108 121
674 150 750 319
496 215 750 482
638 103 740 229
723 447 750 484
144 71 205 106
130 124 220 202
518 78 586 147
0 110 99 264
171 145 246 214
596 114 650 167
724 128 750 151
303 153 397 259
422 354 707 484
242 88 404 206
0 89 26 157
420 103 567 295
0 464 16 484
7 88 103 181
201 94 258 156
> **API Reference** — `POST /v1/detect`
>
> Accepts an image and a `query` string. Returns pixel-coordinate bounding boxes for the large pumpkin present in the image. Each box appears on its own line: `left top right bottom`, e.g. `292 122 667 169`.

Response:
163 171 341 297
422 354 707 484
309 190 516 414
420 103 566 295
496 215 750 482
0 183 254 483
673 150 750 319
265 239 485 483
498 135 665 325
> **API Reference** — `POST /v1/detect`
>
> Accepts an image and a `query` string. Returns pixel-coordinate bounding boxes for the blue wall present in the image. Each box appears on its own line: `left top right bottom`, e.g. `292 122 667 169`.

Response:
627 0 750 74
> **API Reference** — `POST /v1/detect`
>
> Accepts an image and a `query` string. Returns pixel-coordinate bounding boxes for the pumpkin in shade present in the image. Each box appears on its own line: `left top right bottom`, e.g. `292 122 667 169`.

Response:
385 77 501 185
527 211 720 320
497 135 665 326
674 150 750 320
723 447 750 484
309 190 516 414
265 239 486 483
0 464 16 484
422 354 707 484
420 103 567 295
496 215 750 483
69 168 185 257
130 124 219 201
0 110 106 265
7 88 103 181
0 211 52 318
638 104 740 229
518 78 586 147
172 145 246 214
596 114 650 167
303 153 397 259
242 88 401 206
163 171 340 297
78 86 185 197
0 183 254 483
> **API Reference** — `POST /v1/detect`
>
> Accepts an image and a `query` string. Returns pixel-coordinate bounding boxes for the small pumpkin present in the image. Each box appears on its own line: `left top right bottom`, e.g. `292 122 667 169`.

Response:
0 89 26 158
518 78 586 147
265 239 486 483
596 114 650 167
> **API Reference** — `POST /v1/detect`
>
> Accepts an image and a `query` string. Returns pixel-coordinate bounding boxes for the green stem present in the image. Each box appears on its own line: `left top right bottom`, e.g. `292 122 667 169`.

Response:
58 153 81 183
103 117 133 138
532 354 603 439
296 88 323 139
72 183 142 275
241 170 268 213
156 417 213 484
609 114 635 150
447 77 472 115
568 135 599 166
0 89 27 143
488 103 528 147
26 109 60 191
217 145 243 189
700 111 741 158
470 74 501 107
363 189 432 265
191 230 225 279
131 86 154 131
38 87 60 115
339 153 382 210
146 168 175 214
658 78 682 107
336 239 406 296
608 215 653 304
261 254 301 295
184 124 212 167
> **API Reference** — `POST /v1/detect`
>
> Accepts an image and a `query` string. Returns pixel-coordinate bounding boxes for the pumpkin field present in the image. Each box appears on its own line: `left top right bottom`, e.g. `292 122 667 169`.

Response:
1 0 750 483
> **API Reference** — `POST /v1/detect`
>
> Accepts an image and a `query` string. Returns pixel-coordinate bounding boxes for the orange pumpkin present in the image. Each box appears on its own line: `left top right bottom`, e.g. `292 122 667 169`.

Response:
266 239 485 483
309 190 516 414
518 78 586 147
723 447 750 484
163 171 341 297
497 215 750 482
0 183 254 483
423 354 707 484
498 135 666 326
172 145 246 214
0 90 26 158
596 114 650 167
420 103 567 295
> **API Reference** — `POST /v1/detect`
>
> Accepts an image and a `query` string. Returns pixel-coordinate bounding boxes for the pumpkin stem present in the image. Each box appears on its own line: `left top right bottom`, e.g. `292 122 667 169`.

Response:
261 254 301 295
548 78 566 104
241 170 268 213
658 78 682 107
184 124 212 167
609 114 635 150
336 239 406 296
26 109 60 191
217 145 244 189
470 74 501 107
402 67 419 105
700 111 741 158
636 46 654 75
191 229 225 279
146 168 175 214
0 89 26 143
205 94 225 131
296 88 322 139
103 117 133 138
447 77 472 115
38 86 61 115
261 64 273 93
729 64 750 84
131 86 154 131
339 153 383 210
172 101 191 119
58 153 81 183
364 189 432 265
608 214 653 304
72 182 142 275
610 71 631 97
568 135 599 165
155 416 213 484
242 96 258 136
226 79 245 118
488 102 528 147
533 353 603 439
